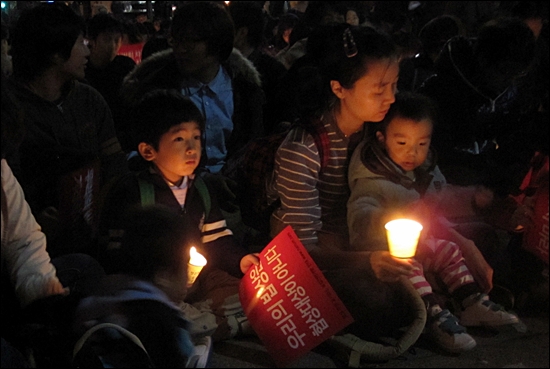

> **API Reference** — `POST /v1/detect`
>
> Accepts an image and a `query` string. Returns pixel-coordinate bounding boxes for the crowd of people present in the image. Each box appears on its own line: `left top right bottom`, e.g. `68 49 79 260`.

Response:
1 1 548 368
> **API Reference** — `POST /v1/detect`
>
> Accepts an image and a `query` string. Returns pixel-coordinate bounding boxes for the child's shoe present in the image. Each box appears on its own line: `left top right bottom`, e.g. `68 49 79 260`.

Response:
227 311 255 338
186 335 212 368
426 306 477 353
459 293 520 327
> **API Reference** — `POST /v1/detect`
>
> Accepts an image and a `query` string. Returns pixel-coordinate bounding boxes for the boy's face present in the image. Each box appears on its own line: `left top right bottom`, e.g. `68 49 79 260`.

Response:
142 121 202 185
377 116 432 172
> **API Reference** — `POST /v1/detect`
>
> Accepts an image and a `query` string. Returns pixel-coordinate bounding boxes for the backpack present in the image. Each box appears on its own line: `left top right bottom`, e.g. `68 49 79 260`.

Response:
72 322 155 368
138 175 211 219
224 119 330 240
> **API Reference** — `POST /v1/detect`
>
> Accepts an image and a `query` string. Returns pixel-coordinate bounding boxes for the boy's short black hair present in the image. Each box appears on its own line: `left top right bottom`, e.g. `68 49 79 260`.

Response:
118 204 194 281
86 13 124 40
132 89 205 150
11 3 86 83
171 1 235 63
376 92 438 135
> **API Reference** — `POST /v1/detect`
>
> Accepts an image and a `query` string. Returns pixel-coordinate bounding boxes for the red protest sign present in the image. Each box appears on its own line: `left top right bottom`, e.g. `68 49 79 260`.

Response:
118 42 145 64
239 226 354 367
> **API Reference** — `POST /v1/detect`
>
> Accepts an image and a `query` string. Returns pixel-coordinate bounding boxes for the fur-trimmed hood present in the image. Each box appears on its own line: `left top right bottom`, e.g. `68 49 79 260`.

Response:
119 46 266 163
121 47 261 107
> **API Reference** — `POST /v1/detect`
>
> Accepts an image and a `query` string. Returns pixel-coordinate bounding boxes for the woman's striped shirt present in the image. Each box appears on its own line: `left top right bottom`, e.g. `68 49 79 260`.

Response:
270 118 363 250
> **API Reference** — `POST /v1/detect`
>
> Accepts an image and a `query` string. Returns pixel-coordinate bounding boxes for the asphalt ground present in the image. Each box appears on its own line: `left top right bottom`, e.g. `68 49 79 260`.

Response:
209 290 549 368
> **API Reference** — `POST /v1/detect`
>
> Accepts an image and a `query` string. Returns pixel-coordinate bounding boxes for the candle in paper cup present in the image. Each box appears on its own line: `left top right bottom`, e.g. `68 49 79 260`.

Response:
385 219 423 259
187 246 207 287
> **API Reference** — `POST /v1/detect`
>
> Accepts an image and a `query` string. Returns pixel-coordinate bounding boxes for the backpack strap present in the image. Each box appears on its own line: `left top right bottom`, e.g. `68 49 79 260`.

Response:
73 322 155 368
138 178 155 206
301 118 330 172
193 175 211 220
138 176 210 219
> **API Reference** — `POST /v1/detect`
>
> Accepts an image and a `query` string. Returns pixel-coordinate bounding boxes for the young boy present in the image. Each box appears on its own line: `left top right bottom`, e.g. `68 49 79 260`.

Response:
98 89 258 343
74 205 200 367
347 92 519 354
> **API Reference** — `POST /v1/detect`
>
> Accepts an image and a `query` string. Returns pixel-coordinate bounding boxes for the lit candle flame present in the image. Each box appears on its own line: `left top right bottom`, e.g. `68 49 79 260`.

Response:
190 246 207 267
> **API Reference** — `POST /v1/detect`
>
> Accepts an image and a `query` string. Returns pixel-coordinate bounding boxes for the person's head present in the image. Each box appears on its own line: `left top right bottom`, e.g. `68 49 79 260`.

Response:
376 92 438 172
228 1 266 51
135 13 148 24
474 17 536 94
141 35 171 61
10 2 88 83
118 204 196 302
170 2 234 78
273 13 300 49
497 1 547 39
297 24 400 125
86 13 124 67
1 19 11 77
345 8 360 26
133 89 205 184
288 1 346 46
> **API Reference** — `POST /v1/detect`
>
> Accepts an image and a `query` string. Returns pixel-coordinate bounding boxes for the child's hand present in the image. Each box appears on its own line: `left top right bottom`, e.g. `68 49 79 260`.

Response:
509 197 536 231
240 253 260 274
369 251 414 283
473 185 494 210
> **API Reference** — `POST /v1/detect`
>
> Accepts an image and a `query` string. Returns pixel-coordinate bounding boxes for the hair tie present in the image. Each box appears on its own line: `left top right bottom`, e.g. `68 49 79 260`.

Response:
343 28 358 58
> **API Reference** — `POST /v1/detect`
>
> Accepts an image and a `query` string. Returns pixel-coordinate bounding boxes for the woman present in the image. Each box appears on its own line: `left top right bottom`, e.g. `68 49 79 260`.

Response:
268 24 414 342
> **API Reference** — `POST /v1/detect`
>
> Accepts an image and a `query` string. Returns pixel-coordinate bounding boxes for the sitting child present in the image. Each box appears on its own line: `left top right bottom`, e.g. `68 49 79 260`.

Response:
97 89 259 342
347 92 519 354
74 205 205 367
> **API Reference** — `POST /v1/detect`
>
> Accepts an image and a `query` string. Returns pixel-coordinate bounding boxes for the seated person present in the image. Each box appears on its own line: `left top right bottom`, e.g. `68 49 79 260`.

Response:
347 92 520 354
84 12 137 153
73 205 202 367
2 82 104 367
98 89 259 342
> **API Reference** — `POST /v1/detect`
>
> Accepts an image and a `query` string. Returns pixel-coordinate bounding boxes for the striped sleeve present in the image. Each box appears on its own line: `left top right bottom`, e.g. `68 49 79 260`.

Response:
272 128 322 245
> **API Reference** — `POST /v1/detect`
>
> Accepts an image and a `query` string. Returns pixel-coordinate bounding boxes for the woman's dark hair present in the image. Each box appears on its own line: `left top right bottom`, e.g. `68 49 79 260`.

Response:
294 23 399 119
132 89 205 151
171 1 235 63
10 3 86 83
119 204 194 280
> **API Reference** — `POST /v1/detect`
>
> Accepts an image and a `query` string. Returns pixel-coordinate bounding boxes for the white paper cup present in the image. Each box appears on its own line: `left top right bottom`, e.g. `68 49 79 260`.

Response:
187 247 207 288
385 219 423 259
187 263 204 288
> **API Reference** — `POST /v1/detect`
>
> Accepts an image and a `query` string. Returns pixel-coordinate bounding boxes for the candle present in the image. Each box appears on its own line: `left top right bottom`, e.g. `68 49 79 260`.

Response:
385 219 423 259
187 246 207 287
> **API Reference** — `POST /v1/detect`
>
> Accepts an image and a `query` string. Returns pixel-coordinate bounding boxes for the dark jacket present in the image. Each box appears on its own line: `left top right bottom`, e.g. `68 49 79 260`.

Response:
120 48 265 170
419 36 538 195
73 274 194 368
84 55 136 152
98 167 247 277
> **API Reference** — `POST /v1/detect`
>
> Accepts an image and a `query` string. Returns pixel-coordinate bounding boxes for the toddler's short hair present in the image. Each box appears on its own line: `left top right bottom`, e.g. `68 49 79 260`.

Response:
381 92 438 132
